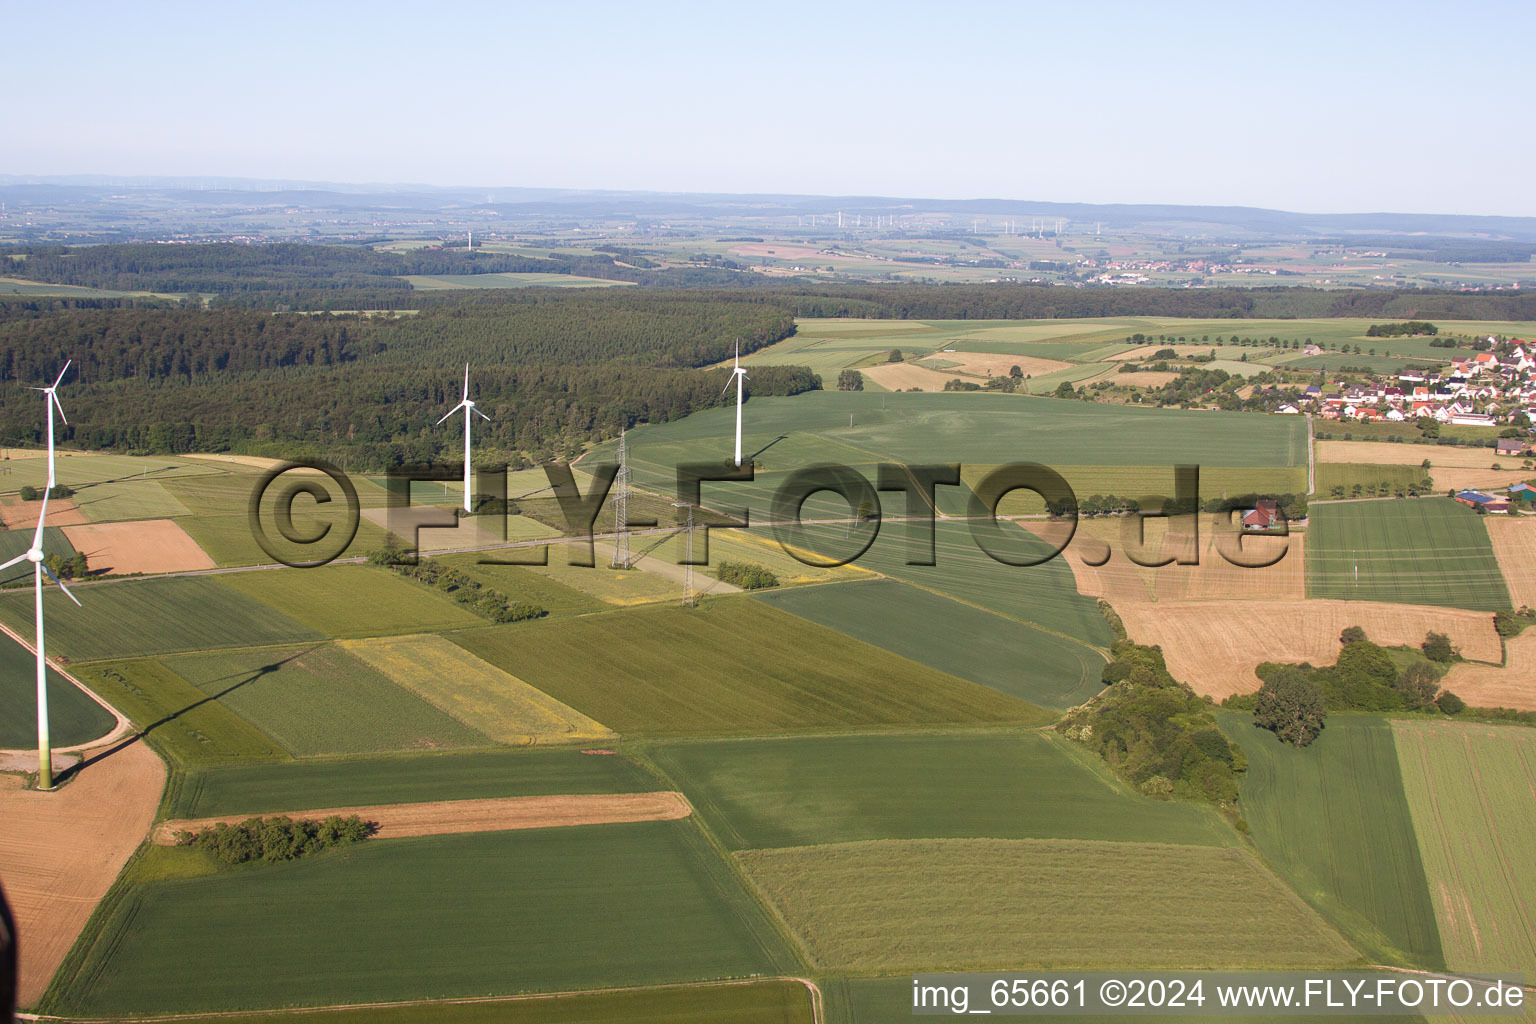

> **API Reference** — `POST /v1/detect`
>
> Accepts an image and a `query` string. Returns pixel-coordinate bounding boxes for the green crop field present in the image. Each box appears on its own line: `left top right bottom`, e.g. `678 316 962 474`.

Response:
1305 498 1511 611
647 732 1235 851
0 576 320 661
405 272 635 289
1394 721 1536 976
853 520 1115 647
151 981 815 1024
1313 463 1426 497
755 579 1105 709
3 453 212 492
0 525 75 585
48 822 797 1016
1216 712 1443 968
0 641 116 748
175 510 393 567
739 838 1355 972
71 659 289 767
160 643 492 756
162 746 655 819
72 479 192 521
219 564 484 637
958 464 1307 516
435 553 607 618
450 598 1047 736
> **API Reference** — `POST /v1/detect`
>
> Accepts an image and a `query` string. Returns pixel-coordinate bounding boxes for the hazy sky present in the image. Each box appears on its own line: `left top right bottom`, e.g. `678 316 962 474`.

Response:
6 0 1532 216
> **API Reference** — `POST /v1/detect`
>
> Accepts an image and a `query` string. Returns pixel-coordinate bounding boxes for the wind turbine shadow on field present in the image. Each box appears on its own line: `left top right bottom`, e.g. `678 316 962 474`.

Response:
746 435 788 463
58 646 321 784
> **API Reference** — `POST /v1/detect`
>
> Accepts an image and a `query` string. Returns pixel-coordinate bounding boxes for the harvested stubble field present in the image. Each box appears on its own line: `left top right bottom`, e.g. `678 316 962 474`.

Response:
738 838 1355 972
1484 516 1536 608
160 644 491 756
164 747 654 820
1215 713 1443 968
61 518 214 574
1114 370 1182 388
1442 631 1536 710
648 732 1234 851
858 361 963 392
154 791 691 844
451 598 1045 736
0 740 164 1008
1108 344 1223 360
918 351 1072 378
1022 518 1302 605
1116 599 1501 699
49 822 795 1016
1317 440 1514 469
1392 721 1536 976
341 633 613 745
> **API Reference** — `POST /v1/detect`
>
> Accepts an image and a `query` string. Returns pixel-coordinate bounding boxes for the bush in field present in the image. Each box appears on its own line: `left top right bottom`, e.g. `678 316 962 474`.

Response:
174 814 377 865
1395 662 1441 711
1436 691 1467 715
1339 625 1367 645
383 556 546 623
1253 669 1327 747
1493 608 1536 638
716 561 779 589
836 369 864 391
1059 641 1244 807
1421 631 1454 663
18 485 36 501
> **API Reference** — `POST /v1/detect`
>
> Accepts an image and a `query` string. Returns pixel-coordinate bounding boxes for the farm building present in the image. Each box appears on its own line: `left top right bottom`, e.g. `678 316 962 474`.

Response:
1242 499 1281 530
1454 490 1510 514
1496 438 1528 457
1509 483 1536 503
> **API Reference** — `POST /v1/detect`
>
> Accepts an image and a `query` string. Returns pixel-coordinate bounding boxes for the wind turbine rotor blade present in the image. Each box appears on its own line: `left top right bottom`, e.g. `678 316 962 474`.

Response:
719 378 734 399
473 407 491 421
0 552 28 573
51 393 67 425
31 493 49 548
436 401 468 426
41 563 82 606
52 360 71 390
463 363 470 401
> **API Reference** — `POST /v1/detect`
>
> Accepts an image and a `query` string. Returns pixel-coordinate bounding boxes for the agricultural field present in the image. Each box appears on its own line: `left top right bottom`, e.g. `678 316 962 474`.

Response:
857 360 957 392
739 839 1355 972
449 597 1047 736
0 641 116 748
71 479 193 522
1117 599 1500 699
0 493 84 529
3 453 212 493
1305 498 1511 611
1215 712 1444 968
647 732 1235 851
71 658 289 767
340 633 614 746
46 822 797 1016
1442 630 1536 710
404 272 634 289
1313 463 1426 498
434 552 608 617
0 576 321 661
218 564 484 637
159 644 492 756
61 519 215 574
0 525 75 585
1484 516 1536 608
1393 721 1536 977
149 982 816 1024
163 746 654 819
755 578 1105 709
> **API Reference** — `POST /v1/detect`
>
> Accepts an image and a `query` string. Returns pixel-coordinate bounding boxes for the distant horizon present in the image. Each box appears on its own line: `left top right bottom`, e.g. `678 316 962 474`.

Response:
6 173 1536 226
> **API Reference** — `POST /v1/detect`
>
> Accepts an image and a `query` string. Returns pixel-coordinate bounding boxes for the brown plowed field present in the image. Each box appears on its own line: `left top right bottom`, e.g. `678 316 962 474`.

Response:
153 791 692 845
1116 599 1503 699
0 740 165 1008
860 362 960 392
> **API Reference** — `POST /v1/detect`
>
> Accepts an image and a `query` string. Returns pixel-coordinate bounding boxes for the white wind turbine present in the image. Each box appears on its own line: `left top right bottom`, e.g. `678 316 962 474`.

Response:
437 364 490 512
721 342 749 467
1 362 82 789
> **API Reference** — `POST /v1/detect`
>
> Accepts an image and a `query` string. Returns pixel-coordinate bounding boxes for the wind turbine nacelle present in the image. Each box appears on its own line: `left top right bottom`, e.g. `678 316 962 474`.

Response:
26 547 44 563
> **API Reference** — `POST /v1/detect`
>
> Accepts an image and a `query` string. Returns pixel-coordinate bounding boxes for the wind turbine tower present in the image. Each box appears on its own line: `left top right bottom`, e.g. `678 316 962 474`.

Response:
721 342 749 467
436 364 491 512
2 363 83 789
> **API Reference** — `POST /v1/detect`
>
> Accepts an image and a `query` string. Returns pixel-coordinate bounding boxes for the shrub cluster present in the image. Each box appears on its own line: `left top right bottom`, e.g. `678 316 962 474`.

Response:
174 814 377 865
18 484 73 501
1494 607 1536 638
369 549 546 623
1057 642 1245 807
1235 627 1460 715
715 560 778 589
